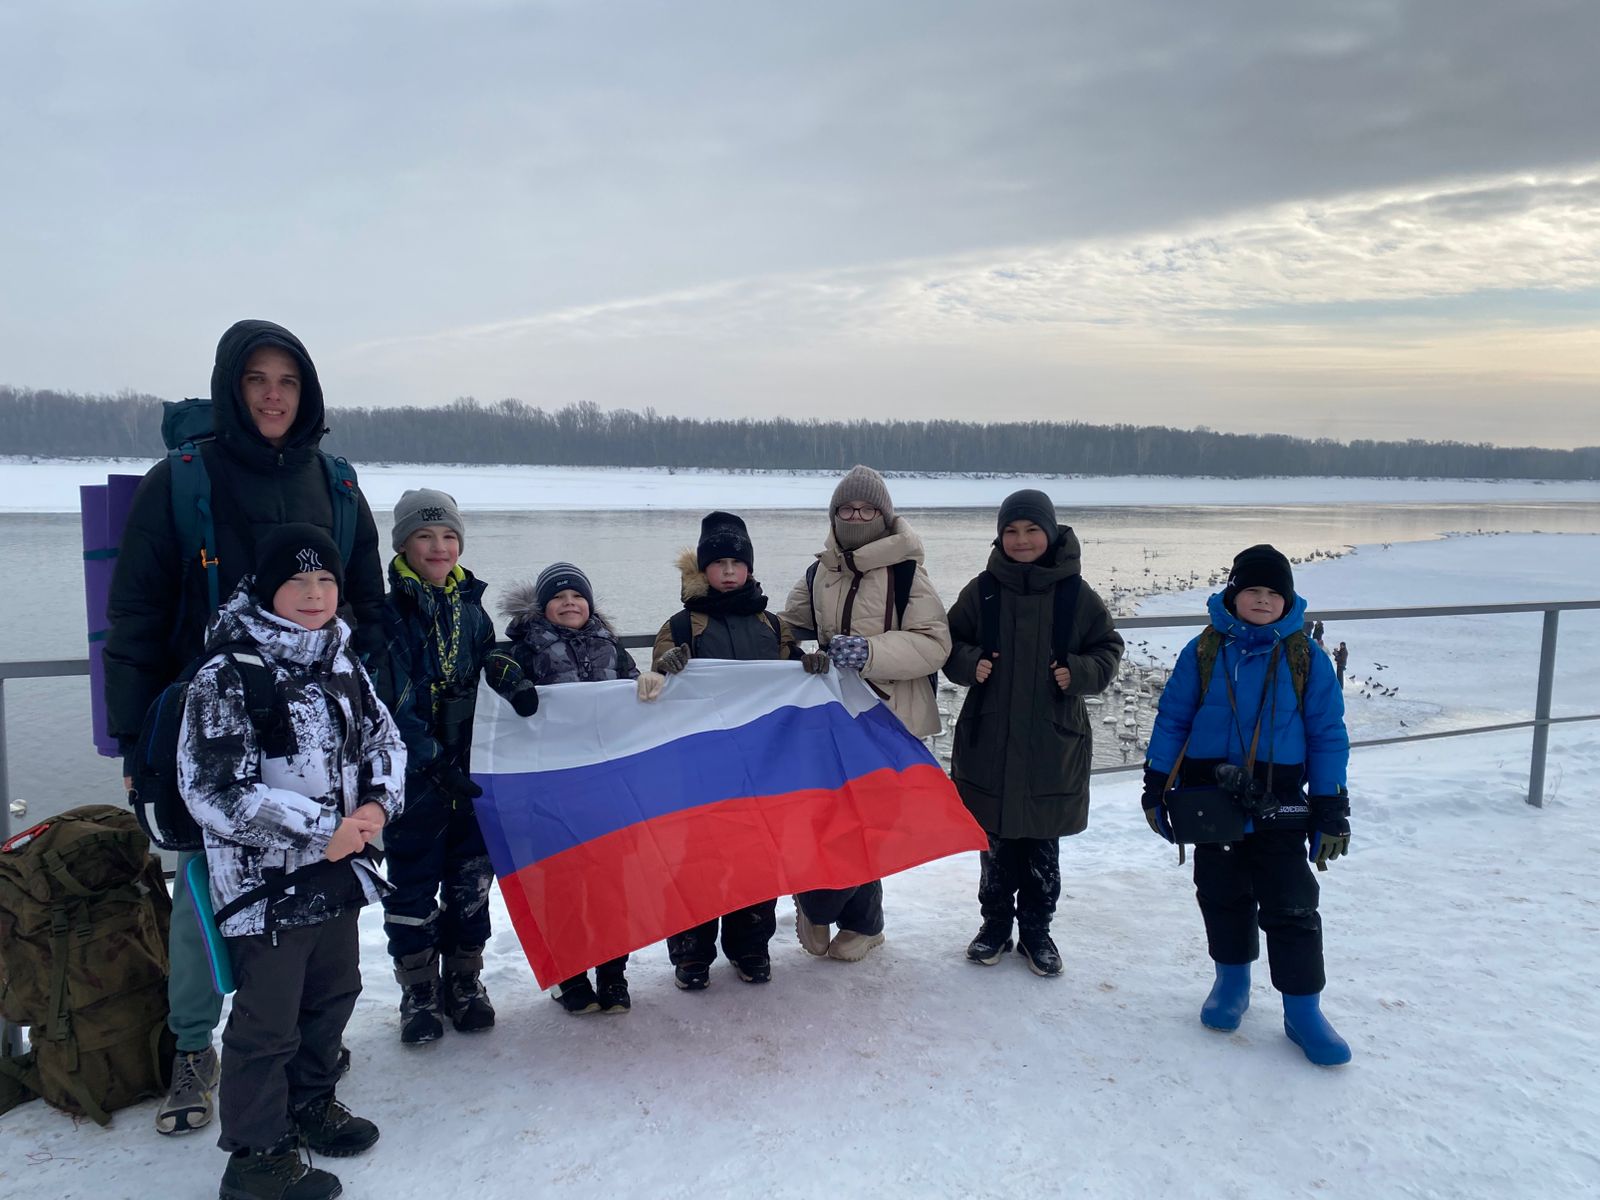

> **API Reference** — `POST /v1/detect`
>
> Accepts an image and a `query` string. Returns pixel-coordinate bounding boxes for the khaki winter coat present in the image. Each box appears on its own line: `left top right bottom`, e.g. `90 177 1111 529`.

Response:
944 529 1124 839
780 518 951 738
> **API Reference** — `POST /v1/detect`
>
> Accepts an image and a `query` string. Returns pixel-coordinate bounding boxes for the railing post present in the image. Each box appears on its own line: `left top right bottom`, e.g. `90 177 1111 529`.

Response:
0 678 22 1060
1527 609 1560 808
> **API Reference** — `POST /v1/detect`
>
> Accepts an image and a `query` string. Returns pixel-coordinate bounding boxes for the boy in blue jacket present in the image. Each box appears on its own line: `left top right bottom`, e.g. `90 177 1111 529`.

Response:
1141 544 1353 1066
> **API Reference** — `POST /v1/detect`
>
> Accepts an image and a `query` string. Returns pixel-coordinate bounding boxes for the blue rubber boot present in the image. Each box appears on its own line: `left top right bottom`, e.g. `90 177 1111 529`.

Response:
1200 962 1251 1032
1283 993 1352 1066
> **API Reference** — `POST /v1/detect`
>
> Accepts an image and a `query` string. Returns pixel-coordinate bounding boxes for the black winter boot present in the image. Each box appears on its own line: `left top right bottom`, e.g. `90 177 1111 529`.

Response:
674 963 711 990
966 919 1014 966
443 947 496 1033
733 954 772 984
219 1135 342 1200
394 950 444 1045
552 974 602 1014
1018 930 1063 978
595 960 631 1013
291 1094 380 1158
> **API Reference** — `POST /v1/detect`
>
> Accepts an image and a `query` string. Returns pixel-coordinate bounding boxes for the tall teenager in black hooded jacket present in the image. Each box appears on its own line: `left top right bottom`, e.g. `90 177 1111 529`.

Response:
103 319 387 1137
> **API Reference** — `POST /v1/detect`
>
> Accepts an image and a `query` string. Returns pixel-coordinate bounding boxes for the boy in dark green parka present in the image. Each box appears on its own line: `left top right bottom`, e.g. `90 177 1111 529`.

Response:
943 490 1124 976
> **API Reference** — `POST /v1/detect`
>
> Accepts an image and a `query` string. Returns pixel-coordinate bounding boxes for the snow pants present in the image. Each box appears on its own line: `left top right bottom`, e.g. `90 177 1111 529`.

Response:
796 880 884 937
381 787 493 960
977 835 1061 937
667 899 778 967
169 849 225 1052
1193 829 1324 995
219 911 360 1153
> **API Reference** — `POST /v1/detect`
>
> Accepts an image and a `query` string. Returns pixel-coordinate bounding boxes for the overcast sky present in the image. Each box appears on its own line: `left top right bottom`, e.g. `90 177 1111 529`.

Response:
3 1 1596 448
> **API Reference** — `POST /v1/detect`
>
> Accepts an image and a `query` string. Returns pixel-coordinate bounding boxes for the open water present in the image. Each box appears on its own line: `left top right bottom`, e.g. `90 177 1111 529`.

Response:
3 500 1597 830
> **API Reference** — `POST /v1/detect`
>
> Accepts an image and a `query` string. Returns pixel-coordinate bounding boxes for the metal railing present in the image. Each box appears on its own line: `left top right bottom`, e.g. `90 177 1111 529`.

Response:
1 599 1597 1057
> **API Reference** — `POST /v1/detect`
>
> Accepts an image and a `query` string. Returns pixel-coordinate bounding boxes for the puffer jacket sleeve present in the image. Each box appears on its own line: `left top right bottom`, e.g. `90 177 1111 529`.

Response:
104 461 182 747
384 613 444 776
942 575 985 687
1062 584 1124 697
862 564 952 683
780 570 820 641
179 657 340 853
776 616 802 661
1146 636 1203 775
353 657 407 820
651 617 680 669
1300 644 1350 795
617 644 641 680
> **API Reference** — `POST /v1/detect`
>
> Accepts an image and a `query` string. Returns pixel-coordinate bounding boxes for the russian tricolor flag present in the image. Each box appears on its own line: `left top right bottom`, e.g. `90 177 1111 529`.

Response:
471 661 986 987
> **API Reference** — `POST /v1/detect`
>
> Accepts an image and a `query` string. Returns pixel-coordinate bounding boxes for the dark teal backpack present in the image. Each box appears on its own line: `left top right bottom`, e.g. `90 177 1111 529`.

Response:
161 397 360 614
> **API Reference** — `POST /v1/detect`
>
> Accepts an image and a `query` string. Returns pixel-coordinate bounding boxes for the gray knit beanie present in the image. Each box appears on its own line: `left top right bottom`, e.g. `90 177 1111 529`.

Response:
392 488 466 552
830 465 894 524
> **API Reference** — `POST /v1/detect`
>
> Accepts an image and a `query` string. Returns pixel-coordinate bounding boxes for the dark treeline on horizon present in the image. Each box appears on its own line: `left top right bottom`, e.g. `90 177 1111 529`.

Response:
3 386 1596 480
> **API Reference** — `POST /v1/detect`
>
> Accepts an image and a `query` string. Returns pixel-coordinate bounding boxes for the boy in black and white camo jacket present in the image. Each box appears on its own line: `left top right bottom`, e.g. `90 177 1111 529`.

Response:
180 523 405 1200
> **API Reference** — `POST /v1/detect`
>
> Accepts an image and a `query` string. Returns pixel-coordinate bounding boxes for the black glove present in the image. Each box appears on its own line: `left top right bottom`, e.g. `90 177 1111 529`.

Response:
656 643 691 675
1141 766 1173 842
1309 793 1351 870
430 761 483 803
801 650 830 674
485 651 539 717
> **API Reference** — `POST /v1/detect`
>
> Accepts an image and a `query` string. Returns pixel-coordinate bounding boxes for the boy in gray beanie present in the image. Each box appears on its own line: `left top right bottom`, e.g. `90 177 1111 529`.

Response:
380 487 509 1045
392 488 466 553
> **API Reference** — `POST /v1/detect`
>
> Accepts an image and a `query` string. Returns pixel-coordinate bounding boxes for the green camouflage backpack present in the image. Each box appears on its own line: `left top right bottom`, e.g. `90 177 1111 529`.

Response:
1193 627 1312 709
0 805 176 1125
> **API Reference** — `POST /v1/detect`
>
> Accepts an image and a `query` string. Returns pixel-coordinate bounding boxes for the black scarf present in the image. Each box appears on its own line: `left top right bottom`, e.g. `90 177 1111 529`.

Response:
684 578 770 618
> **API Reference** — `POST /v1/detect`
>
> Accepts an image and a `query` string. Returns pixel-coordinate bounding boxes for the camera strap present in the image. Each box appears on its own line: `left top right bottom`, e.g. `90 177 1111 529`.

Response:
1166 640 1278 785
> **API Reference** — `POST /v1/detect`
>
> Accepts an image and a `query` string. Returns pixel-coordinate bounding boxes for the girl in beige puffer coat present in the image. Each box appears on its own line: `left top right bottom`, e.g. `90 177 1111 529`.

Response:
779 465 952 962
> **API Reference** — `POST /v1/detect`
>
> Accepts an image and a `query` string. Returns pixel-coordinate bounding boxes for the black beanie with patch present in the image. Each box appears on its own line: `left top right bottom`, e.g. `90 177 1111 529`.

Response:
253 523 345 604
1223 543 1294 612
697 511 754 572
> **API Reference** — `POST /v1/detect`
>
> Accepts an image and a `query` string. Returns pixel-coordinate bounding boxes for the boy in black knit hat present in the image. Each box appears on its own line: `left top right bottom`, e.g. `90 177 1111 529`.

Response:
180 524 405 1200
642 511 822 989
1141 543 1354 1066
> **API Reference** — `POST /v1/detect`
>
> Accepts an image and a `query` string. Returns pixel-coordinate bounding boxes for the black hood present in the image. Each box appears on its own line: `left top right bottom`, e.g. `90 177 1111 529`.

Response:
210 319 327 466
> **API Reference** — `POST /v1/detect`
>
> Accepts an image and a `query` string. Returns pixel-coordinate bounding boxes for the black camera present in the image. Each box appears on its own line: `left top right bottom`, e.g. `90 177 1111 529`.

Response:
1213 763 1280 819
434 682 477 749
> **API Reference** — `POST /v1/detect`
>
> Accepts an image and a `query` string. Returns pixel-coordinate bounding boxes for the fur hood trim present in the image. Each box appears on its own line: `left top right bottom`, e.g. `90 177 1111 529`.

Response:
676 547 709 602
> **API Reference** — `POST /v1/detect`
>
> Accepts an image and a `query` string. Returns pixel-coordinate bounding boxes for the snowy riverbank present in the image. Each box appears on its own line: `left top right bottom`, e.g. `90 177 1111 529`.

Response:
3 457 1597 513
3 535 1598 1200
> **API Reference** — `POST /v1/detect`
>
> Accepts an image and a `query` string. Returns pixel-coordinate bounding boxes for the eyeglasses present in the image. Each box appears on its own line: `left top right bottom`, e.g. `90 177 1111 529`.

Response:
835 504 879 520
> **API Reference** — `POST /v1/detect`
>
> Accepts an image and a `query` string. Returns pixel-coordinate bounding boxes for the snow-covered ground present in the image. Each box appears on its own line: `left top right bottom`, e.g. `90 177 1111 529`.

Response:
4 456 1597 512
3 535 1599 1200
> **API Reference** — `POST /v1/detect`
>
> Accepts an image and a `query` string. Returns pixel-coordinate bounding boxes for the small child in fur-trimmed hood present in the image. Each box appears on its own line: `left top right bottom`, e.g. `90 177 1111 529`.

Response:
498 560 639 1017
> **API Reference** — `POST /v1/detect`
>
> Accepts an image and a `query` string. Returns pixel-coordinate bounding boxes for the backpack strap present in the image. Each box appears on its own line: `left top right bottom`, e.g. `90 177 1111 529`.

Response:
167 443 221 615
209 644 293 756
804 560 821 640
319 453 360 566
1194 628 1223 700
212 847 382 926
1283 631 1310 709
669 610 695 656
1050 575 1084 665
763 611 782 645
889 559 917 630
